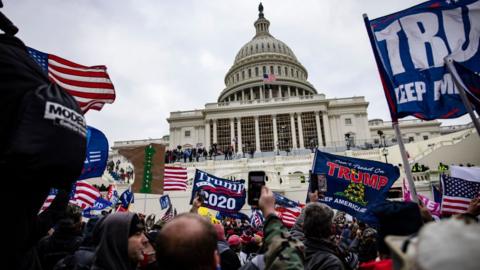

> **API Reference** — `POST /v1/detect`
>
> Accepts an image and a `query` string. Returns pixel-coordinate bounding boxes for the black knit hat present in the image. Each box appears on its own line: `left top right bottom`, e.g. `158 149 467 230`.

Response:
372 201 423 255
129 214 145 237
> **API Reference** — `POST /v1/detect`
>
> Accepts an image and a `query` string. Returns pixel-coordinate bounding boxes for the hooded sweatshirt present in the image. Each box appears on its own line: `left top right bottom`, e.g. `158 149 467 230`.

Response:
91 212 138 270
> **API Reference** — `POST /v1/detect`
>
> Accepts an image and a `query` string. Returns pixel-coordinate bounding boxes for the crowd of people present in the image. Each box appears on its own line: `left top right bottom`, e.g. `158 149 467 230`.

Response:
165 144 243 164
107 160 134 182
21 187 480 270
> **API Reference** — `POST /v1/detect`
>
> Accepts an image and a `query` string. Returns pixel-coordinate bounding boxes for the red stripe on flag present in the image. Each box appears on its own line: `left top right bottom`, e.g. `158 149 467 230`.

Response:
49 64 111 78
49 54 106 70
49 72 115 89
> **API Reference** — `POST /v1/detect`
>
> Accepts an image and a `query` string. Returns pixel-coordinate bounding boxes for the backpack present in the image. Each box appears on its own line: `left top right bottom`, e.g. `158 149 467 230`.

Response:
0 34 87 189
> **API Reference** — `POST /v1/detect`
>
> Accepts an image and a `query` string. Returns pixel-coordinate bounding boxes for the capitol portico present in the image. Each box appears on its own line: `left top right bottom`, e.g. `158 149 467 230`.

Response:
167 4 371 154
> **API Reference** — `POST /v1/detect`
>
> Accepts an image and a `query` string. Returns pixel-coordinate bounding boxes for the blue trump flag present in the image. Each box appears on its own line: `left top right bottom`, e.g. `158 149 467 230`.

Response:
79 126 109 180
190 169 246 213
83 197 112 218
159 194 171 210
311 150 400 225
120 187 134 209
365 0 480 120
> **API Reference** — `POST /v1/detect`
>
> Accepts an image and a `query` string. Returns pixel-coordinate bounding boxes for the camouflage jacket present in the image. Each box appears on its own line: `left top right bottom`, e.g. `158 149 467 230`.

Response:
263 214 304 270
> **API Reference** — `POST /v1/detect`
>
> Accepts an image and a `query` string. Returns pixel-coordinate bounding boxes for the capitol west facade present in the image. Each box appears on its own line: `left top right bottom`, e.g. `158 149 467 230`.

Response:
167 6 371 153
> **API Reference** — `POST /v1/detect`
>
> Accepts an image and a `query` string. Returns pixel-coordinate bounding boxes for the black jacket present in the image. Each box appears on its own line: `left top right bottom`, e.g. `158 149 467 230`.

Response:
218 240 241 270
304 237 345 270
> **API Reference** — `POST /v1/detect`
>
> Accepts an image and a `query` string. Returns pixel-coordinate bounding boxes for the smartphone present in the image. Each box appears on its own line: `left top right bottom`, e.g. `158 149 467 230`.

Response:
248 171 266 206
310 173 327 192
317 173 327 192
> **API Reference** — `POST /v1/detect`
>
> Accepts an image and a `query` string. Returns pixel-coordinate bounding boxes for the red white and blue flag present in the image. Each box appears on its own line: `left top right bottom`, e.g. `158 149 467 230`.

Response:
450 60 480 113
274 192 304 227
441 166 480 215
263 73 276 82
70 180 102 209
164 166 188 191
365 0 480 121
27 47 116 113
39 188 59 213
250 209 264 228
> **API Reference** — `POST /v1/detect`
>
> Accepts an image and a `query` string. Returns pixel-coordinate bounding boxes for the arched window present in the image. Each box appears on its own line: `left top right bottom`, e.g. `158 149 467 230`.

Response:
256 44 258 52
248 69 252 78
296 70 299 78
278 66 281 76
270 66 274 74
291 68 294 77
263 66 267 75
242 70 245 80
267 43 270 50
255 67 259 76
236 73 239 82
285 67 288 76
273 43 276 50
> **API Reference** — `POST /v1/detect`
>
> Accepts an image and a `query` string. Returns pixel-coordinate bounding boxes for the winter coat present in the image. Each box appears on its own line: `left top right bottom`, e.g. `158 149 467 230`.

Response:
304 237 346 270
91 213 138 270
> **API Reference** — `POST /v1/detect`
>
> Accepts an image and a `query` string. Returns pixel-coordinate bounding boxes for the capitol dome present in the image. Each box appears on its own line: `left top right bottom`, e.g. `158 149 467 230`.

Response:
218 3 317 102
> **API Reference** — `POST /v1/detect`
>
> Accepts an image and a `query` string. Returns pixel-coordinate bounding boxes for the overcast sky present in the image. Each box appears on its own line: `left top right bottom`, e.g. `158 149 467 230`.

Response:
4 0 471 144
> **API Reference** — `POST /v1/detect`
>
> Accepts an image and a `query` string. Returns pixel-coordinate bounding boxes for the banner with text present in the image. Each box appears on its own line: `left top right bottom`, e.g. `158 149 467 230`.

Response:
190 169 246 213
312 150 400 225
367 0 480 120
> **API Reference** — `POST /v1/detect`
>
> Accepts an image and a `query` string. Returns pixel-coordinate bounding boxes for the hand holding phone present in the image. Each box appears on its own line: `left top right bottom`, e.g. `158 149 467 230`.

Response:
317 173 327 192
310 173 327 193
248 171 266 206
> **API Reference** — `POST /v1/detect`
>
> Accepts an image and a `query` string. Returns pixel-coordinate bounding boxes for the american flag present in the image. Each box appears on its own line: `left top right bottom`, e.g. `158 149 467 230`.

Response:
250 209 264 229
27 47 115 113
70 180 101 209
160 205 177 223
263 73 276 82
274 192 304 227
276 206 303 227
441 173 480 215
164 166 188 191
39 188 59 213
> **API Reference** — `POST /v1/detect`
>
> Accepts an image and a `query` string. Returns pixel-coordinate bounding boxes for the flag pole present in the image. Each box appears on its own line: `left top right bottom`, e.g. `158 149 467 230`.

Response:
143 193 147 214
363 13 418 203
445 57 480 135
393 122 418 203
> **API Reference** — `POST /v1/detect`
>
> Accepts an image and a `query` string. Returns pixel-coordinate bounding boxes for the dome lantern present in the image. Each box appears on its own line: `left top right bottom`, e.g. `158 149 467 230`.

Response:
254 2 271 38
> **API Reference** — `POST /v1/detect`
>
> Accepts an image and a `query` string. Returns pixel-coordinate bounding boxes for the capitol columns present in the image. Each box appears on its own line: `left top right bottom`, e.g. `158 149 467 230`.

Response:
322 111 331 147
212 119 218 145
290 113 298 150
259 86 264 100
237 117 243 154
297 113 305 149
230 118 235 151
205 120 211 150
314 111 322 147
254 116 261 153
272 114 278 152
242 90 246 101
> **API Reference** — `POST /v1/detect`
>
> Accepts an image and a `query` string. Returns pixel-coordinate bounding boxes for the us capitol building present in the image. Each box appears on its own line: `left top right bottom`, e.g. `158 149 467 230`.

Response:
167 5 372 154
108 4 479 214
